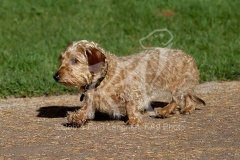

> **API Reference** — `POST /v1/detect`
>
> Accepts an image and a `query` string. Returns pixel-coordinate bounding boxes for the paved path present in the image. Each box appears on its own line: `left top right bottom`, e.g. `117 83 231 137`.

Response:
0 81 239 159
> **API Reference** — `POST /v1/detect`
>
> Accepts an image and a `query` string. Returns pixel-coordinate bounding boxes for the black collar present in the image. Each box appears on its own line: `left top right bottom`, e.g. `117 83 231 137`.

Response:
80 63 108 101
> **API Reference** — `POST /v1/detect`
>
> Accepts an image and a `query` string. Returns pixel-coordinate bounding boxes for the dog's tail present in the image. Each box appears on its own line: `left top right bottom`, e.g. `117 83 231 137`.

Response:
190 95 206 106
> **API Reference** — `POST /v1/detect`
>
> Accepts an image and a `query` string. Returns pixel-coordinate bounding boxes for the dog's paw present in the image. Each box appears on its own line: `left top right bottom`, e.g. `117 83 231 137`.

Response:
67 111 87 126
126 118 143 126
155 108 172 118
180 107 195 115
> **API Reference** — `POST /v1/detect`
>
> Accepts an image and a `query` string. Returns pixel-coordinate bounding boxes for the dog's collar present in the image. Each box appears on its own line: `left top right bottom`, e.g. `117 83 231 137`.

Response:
80 63 108 101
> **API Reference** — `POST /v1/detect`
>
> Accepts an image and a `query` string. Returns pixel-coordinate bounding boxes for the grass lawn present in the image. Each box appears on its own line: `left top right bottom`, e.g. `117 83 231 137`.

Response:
0 0 239 98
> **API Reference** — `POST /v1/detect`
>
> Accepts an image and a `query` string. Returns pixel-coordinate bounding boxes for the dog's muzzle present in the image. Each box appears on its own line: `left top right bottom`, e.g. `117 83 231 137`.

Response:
53 73 60 82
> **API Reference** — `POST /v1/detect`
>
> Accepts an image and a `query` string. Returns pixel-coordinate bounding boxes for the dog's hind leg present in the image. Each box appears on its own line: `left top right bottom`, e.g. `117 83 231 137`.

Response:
180 94 205 114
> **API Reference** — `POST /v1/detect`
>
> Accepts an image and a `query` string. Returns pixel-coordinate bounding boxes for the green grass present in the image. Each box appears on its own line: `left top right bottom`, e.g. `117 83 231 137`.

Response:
0 0 239 98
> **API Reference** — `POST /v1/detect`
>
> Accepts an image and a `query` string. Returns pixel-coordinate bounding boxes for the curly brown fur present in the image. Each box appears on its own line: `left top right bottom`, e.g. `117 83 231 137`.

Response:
53 40 205 126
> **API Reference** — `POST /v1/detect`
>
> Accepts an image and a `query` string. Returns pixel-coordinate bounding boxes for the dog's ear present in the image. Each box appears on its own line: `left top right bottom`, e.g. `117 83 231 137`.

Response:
86 47 106 73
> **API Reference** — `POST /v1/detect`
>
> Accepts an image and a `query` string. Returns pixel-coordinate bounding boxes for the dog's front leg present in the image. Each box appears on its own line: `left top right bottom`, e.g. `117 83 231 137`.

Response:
67 99 95 126
125 101 143 126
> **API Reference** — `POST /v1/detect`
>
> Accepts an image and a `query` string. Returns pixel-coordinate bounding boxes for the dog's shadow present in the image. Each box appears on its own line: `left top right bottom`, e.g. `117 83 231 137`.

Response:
36 106 116 121
37 106 79 118
37 102 170 119
37 102 201 128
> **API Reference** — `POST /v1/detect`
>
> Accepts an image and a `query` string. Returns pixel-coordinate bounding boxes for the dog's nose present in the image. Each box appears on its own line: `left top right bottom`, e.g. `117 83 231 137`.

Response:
53 73 60 82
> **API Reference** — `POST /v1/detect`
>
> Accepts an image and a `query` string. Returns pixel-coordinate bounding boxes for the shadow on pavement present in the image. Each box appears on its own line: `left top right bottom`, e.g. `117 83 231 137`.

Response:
36 106 122 121
37 106 80 118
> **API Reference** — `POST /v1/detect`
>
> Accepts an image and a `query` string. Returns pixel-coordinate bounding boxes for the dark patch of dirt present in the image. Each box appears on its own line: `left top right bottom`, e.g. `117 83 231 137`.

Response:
158 10 176 17
0 81 239 159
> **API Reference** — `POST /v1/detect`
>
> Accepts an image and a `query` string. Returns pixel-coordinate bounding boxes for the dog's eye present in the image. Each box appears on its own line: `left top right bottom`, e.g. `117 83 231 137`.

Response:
70 58 78 65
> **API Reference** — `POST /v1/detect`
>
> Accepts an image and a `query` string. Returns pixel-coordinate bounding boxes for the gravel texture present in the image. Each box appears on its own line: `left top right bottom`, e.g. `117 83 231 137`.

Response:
0 81 239 159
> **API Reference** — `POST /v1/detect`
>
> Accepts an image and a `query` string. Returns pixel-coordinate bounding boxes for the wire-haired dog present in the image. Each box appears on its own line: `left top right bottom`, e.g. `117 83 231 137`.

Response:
53 40 205 126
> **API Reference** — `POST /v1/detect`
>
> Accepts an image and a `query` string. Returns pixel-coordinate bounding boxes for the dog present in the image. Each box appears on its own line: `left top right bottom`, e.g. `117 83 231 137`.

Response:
53 40 205 126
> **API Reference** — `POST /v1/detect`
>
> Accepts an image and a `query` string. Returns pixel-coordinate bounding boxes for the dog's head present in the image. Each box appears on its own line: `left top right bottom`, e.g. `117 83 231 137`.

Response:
53 40 106 88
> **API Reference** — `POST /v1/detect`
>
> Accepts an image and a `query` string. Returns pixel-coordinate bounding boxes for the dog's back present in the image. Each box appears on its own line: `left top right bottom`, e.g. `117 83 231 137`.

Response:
116 48 199 93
